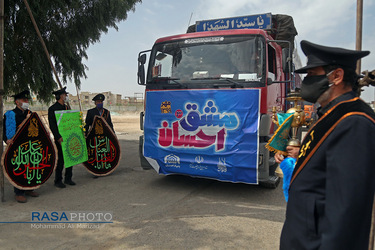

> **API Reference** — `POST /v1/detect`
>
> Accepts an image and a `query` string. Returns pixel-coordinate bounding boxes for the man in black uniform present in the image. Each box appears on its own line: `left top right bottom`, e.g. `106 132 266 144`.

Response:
48 87 75 188
3 90 39 203
84 94 114 135
278 41 375 249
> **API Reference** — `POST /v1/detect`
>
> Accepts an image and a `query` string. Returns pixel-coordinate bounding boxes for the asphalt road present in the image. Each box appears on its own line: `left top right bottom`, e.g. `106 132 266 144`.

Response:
0 134 287 249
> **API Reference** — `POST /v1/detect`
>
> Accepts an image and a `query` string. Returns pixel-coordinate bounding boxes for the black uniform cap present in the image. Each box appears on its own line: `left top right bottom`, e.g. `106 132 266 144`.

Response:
92 94 105 101
295 40 370 73
52 87 69 96
12 90 30 100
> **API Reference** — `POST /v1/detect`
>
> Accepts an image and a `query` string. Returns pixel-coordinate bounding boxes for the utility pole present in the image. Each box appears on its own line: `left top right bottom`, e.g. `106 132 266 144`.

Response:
358 1 375 248
356 0 363 74
0 0 5 202
357 1 375 248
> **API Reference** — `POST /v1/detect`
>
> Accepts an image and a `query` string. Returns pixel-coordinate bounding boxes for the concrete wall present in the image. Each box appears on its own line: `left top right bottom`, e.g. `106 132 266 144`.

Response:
3 103 144 114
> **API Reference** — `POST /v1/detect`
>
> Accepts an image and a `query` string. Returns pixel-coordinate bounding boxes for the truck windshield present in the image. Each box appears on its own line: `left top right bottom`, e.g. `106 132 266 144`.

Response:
148 35 265 84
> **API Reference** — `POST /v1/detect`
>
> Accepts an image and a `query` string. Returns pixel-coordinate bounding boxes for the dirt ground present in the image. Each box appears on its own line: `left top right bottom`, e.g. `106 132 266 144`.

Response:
110 113 141 134
0 110 288 249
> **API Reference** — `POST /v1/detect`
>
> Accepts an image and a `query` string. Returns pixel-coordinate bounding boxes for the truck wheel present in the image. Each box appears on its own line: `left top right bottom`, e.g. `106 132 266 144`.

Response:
139 135 152 170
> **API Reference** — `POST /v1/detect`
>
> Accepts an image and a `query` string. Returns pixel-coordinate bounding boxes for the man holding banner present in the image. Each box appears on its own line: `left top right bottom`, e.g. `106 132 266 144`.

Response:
48 87 75 188
84 94 115 134
83 93 120 176
3 90 39 203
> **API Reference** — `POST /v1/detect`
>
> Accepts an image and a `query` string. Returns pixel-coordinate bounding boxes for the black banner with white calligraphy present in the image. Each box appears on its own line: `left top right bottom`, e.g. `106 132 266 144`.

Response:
83 116 121 176
1 112 57 190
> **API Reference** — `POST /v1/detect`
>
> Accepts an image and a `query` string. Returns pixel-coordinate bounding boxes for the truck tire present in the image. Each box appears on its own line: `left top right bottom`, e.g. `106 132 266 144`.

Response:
139 135 152 170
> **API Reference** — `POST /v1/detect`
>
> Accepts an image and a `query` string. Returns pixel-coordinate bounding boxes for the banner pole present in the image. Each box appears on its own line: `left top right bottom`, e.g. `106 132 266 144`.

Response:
23 0 62 89
75 84 82 112
23 0 72 109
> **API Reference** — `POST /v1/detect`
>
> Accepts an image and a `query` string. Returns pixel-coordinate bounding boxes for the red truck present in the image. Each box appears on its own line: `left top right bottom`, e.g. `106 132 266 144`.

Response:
303 102 317 129
137 13 300 188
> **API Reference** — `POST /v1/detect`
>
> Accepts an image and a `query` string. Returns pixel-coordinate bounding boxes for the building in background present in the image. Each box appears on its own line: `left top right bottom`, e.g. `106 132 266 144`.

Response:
70 91 123 106
123 92 144 105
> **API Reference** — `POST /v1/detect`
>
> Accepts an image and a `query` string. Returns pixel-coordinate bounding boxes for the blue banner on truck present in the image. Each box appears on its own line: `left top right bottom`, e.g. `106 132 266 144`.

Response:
143 89 260 184
196 13 272 32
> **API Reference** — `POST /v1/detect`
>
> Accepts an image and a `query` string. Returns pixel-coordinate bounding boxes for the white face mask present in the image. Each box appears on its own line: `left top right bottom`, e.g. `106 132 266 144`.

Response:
64 95 70 103
21 102 29 110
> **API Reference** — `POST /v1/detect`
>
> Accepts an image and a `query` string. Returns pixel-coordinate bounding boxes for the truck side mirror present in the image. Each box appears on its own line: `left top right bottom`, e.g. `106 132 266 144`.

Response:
282 48 292 73
138 54 147 85
267 78 273 85
139 54 147 64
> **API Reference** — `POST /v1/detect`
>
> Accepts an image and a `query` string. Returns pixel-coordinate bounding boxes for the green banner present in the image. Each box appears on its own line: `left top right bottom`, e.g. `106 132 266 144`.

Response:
55 110 88 168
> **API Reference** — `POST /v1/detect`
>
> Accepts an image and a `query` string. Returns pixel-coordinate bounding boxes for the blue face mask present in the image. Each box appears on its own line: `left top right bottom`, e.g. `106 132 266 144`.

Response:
96 103 103 109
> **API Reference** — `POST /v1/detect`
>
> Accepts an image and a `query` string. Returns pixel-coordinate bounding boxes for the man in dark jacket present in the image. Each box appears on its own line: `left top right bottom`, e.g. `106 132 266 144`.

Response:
84 94 115 135
279 40 375 249
48 87 75 188
3 90 39 203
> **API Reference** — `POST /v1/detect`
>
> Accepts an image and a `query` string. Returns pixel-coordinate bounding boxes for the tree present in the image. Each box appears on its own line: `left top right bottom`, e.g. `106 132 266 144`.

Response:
4 0 141 102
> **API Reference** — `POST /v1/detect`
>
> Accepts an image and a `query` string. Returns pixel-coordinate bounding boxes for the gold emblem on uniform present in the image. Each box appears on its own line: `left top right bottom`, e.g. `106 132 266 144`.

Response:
299 130 314 158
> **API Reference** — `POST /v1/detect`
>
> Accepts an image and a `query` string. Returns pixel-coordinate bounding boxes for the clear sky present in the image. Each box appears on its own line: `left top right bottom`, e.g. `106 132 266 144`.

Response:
67 0 375 102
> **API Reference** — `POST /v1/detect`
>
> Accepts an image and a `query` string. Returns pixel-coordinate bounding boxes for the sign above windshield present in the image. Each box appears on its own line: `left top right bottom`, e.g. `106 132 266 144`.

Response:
184 37 224 44
196 13 272 32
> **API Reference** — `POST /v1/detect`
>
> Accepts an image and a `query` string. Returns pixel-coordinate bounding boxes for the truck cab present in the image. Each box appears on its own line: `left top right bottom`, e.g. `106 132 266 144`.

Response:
137 13 300 188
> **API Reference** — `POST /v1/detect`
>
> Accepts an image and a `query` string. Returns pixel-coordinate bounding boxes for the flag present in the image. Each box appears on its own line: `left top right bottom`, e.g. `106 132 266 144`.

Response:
266 113 294 155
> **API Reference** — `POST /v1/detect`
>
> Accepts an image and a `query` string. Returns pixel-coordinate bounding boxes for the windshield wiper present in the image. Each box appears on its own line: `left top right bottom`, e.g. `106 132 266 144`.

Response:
191 77 242 87
154 77 186 88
